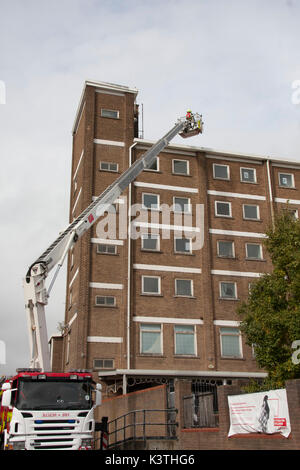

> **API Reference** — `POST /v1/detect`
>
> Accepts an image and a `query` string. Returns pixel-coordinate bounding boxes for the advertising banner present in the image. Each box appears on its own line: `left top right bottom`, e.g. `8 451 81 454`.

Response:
228 388 291 437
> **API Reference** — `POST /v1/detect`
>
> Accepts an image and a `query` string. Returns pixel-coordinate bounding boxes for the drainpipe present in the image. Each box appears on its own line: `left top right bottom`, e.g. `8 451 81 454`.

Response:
125 142 138 393
266 159 275 227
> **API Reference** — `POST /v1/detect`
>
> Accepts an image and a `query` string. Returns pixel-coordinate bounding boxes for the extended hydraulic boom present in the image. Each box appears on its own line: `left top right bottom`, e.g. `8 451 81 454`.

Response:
24 112 203 371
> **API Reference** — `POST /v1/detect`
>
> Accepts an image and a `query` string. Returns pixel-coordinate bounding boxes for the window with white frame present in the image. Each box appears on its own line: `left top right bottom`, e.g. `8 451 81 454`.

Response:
141 233 160 251
97 244 117 255
142 276 161 295
172 159 189 175
101 108 119 119
278 172 295 188
217 240 234 258
93 358 115 370
245 243 262 260
248 282 255 294
174 237 192 254
145 157 159 172
174 325 196 355
175 279 193 297
213 163 230 180
173 196 191 213
219 281 237 299
220 327 242 358
100 161 118 172
288 208 299 220
215 201 232 217
243 204 260 220
240 167 256 183
142 193 160 210
140 323 162 354
95 295 116 307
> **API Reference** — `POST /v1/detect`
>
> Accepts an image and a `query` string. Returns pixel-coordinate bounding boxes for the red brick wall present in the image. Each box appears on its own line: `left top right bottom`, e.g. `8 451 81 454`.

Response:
97 384 168 445
176 379 300 450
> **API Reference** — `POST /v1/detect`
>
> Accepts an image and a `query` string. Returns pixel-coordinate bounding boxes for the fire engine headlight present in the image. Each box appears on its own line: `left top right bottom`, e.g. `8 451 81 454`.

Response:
79 438 93 450
10 441 26 450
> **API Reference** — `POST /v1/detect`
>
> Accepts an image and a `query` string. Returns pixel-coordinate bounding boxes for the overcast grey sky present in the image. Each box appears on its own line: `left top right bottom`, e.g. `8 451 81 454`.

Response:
0 0 300 375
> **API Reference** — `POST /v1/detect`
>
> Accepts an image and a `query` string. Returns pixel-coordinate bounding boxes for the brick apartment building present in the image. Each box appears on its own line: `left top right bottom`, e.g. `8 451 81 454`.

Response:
51 79 300 398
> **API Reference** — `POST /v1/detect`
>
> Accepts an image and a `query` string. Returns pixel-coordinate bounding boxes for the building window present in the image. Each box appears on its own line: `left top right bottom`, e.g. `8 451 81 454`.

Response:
288 208 299 219
144 157 159 172
278 172 295 188
215 201 232 217
243 204 260 220
95 296 116 307
245 243 262 260
217 240 234 258
140 323 162 354
142 276 161 295
213 163 230 180
172 159 189 175
141 234 160 251
97 244 117 255
142 193 160 210
100 161 118 172
175 279 193 297
174 237 192 254
101 108 119 119
173 196 191 213
219 281 237 299
240 167 256 183
220 327 242 358
93 359 115 370
174 325 195 355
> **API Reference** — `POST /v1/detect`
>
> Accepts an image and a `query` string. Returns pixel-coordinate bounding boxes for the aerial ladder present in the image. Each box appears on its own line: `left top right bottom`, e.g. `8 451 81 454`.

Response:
24 112 203 372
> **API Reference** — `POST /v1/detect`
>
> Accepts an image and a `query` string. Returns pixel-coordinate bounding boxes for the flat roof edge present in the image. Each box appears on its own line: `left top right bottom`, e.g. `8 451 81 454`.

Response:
85 79 138 95
98 369 268 379
72 80 139 134
134 138 300 166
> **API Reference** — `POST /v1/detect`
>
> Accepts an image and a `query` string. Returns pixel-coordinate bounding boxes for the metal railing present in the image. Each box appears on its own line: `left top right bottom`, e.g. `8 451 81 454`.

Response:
106 408 178 448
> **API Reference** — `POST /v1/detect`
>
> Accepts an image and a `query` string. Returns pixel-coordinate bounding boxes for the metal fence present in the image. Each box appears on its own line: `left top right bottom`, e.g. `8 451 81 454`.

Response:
106 408 178 448
183 381 220 428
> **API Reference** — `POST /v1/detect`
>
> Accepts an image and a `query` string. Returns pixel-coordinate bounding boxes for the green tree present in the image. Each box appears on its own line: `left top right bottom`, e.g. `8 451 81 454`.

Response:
238 208 300 390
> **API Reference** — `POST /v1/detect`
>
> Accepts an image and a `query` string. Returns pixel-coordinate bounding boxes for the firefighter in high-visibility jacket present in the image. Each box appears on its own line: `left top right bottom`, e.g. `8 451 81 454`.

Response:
186 109 193 121
0 388 12 447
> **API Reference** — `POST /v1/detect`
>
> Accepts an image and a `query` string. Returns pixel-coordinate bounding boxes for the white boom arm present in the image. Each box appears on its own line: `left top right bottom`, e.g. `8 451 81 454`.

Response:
24 113 203 371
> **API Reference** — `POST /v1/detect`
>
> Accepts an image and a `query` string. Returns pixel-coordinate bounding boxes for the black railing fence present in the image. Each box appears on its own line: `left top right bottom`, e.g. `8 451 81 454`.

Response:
99 408 178 449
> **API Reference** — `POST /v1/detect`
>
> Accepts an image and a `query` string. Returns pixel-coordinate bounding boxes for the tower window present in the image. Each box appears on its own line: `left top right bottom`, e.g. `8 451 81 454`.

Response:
93 359 115 370
101 109 119 119
100 161 118 172
97 244 117 255
95 296 116 307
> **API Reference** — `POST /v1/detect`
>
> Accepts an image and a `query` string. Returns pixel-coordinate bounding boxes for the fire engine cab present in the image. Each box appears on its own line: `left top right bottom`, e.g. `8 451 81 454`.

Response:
0 369 101 450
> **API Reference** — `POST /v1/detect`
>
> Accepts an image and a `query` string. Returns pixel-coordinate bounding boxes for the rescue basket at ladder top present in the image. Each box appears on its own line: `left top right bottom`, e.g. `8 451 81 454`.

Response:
179 113 203 138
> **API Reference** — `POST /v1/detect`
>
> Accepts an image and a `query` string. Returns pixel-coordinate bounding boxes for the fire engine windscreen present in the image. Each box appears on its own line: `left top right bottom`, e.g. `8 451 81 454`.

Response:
15 379 93 410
